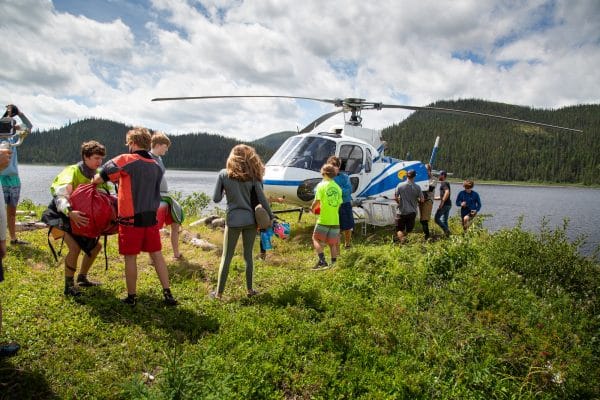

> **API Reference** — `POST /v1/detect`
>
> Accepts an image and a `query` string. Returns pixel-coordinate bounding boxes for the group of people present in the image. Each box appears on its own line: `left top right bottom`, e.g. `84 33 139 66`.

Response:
0 105 482 357
41 128 181 306
394 166 482 243
210 151 357 301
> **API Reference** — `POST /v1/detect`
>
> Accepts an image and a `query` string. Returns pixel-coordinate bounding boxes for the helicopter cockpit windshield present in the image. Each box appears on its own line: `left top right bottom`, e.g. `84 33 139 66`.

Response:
266 136 336 172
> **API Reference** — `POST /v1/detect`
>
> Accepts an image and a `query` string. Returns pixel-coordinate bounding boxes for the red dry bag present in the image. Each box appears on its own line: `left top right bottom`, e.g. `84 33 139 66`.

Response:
69 183 118 238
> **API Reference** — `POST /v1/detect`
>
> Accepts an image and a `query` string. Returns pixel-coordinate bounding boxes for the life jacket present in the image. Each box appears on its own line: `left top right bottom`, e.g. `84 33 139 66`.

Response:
69 183 118 238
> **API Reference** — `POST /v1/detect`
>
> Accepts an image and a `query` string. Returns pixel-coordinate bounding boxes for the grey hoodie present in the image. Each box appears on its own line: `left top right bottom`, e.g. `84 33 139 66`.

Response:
213 169 274 227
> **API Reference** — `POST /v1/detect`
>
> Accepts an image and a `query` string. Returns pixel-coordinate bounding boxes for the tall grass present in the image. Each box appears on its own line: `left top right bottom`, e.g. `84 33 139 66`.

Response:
0 205 598 399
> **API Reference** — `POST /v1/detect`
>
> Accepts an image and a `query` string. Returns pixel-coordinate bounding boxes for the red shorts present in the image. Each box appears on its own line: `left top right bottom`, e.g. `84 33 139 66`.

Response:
156 201 173 228
118 224 162 255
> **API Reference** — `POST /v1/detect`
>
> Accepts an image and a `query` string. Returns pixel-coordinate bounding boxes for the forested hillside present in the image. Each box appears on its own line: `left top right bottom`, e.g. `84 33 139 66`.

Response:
383 100 599 184
20 119 273 170
252 130 295 150
18 99 599 184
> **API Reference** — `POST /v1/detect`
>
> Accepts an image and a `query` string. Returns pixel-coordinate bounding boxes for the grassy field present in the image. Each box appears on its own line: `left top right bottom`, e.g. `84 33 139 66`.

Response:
0 207 598 399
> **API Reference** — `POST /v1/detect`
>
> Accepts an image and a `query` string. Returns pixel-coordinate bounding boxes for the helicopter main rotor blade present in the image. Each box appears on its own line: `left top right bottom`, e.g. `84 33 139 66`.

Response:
151 95 342 106
379 104 583 133
151 95 582 133
299 110 344 133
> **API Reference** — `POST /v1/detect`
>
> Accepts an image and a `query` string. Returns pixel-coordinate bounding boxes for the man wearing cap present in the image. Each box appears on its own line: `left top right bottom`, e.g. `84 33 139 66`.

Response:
394 169 423 243
434 170 452 237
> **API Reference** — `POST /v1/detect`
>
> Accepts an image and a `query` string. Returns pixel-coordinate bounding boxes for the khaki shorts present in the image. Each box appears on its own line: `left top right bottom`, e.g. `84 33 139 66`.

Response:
419 199 433 221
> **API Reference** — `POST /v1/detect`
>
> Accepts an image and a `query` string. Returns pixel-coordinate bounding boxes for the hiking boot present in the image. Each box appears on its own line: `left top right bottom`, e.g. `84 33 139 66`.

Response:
312 260 328 270
64 285 82 297
121 294 137 307
76 275 101 287
163 294 178 306
0 342 20 358
163 289 178 306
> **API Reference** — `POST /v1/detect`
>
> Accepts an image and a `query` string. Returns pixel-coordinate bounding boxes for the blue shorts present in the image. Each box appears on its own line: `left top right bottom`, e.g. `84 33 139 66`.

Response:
2 184 20 207
338 202 355 231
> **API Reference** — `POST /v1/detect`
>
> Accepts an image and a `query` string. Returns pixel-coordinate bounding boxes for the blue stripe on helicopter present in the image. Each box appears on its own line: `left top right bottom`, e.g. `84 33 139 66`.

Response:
357 163 399 197
358 175 401 197
358 163 428 198
264 179 304 186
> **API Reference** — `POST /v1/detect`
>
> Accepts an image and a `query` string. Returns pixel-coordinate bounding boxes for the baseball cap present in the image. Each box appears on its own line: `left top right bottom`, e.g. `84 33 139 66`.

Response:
406 169 416 178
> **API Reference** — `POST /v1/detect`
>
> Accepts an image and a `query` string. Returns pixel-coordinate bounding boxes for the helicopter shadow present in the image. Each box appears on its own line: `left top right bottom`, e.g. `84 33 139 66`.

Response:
75 286 219 344
0 358 58 400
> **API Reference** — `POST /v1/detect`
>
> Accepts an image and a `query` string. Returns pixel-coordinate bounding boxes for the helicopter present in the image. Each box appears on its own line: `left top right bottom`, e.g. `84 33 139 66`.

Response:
151 95 582 225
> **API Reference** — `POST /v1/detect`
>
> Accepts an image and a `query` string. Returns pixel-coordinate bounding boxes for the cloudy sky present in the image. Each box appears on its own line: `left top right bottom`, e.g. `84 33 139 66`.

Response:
1 0 598 140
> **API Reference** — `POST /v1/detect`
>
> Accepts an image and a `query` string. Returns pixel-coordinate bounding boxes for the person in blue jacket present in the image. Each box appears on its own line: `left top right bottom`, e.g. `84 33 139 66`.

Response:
327 156 354 250
455 179 481 232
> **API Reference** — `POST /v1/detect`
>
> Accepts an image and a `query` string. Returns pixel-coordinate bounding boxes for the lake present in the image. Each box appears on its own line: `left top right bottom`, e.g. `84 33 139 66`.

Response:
18 164 600 258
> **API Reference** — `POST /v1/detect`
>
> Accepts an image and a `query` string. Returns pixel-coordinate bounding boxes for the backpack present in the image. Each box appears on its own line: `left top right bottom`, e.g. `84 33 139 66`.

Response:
69 183 118 238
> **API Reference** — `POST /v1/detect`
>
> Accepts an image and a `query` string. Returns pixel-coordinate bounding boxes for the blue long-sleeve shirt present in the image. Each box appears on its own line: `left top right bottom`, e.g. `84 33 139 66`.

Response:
456 190 482 213
333 172 352 203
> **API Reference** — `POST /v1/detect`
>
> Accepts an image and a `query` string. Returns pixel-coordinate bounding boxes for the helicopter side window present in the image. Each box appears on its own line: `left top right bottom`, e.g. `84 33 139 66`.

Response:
365 148 372 173
339 144 364 174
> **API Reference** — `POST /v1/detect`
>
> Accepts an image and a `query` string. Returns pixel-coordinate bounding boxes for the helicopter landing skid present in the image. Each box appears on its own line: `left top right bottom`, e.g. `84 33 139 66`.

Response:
272 207 304 222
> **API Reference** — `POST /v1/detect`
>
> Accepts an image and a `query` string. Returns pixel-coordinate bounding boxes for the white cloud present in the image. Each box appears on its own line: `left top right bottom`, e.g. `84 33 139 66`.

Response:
0 0 598 139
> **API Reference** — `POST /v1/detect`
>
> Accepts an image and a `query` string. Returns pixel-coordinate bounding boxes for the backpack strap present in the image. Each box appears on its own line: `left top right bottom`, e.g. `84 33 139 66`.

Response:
47 227 65 264
103 234 109 271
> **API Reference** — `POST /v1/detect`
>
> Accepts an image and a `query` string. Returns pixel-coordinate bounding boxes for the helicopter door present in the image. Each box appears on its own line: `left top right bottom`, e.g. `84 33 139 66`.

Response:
338 144 365 194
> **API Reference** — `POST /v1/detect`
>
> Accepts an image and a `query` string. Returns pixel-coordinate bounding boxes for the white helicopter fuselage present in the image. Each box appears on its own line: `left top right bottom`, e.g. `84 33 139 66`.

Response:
263 127 430 207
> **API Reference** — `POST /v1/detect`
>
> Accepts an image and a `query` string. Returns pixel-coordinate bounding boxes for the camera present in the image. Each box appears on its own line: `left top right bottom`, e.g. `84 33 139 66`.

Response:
0 117 15 135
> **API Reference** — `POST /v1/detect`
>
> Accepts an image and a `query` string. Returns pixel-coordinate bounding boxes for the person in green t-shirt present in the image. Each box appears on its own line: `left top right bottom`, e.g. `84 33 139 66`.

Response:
310 164 342 270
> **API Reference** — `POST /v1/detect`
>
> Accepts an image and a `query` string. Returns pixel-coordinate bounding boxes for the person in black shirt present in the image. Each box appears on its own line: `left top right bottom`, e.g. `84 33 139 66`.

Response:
434 170 452 237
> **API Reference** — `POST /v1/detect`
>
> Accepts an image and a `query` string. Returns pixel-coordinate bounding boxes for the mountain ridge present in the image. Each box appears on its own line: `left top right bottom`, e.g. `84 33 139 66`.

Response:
18 99 600 184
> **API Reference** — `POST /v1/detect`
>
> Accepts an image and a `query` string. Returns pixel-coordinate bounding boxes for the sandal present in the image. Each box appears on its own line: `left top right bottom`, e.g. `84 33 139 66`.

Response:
172 254 184 261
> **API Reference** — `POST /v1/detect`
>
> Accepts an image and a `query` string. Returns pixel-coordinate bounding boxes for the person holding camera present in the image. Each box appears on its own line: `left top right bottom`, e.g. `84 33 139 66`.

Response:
0 104 32 245
0 146 19 357
455 179 482 232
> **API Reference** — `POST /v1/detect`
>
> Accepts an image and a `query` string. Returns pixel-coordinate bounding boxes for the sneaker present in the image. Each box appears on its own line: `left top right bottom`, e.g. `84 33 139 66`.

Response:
10 239 29 246
208 291 222 301
247 289 260 298
121 294 137 306
64 285 82 297
76 276 101 287
0 342 20 358
312 260 328 270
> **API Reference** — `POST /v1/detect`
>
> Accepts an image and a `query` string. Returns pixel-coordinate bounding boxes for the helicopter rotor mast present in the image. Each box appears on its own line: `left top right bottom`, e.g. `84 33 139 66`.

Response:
150 95 583 133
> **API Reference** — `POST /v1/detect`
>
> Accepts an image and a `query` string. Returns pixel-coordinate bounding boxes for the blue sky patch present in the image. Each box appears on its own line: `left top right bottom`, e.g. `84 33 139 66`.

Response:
327 59 359 79
53 0 187 42
451 50 485 65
